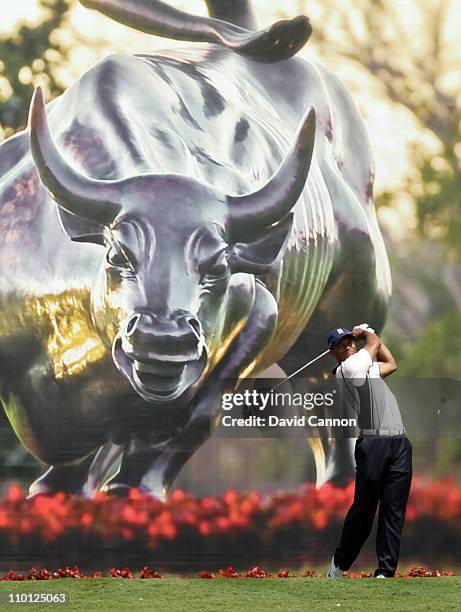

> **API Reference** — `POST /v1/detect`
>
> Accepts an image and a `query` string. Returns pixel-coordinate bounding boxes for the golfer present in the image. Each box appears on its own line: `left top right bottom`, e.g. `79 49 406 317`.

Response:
326 325 412 579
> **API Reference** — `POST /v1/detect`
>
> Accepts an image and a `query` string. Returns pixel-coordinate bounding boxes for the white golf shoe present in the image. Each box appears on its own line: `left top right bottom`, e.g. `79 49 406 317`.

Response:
326 557 344 578
375 574 387 579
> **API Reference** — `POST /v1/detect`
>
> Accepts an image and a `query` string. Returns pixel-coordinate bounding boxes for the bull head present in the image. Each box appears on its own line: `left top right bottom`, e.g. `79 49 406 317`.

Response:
29 87 315 403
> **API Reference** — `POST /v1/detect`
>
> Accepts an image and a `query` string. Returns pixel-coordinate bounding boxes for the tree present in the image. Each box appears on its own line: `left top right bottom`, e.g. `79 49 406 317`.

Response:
281 0 461 258
271 0 461 384
0 0 72 138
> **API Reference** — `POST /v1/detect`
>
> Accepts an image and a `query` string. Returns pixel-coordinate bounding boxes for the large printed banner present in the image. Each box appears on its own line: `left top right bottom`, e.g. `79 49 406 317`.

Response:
0 0 460 573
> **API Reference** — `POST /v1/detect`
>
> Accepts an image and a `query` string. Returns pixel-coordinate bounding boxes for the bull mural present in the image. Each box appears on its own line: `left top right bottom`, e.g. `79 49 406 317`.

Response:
0 0 391 498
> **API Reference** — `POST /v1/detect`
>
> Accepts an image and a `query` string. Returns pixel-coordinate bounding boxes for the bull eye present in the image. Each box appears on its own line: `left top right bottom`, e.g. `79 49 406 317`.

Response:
106 245 134 272
209 262 228 277
200 252 230 288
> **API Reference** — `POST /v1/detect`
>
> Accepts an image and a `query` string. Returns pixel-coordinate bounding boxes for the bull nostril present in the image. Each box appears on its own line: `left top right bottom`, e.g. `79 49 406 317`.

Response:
187 318 202 340
126 313 141 337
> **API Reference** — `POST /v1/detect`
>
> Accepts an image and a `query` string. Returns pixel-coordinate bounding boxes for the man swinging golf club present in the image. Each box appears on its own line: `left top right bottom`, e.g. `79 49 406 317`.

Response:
326 324 412 579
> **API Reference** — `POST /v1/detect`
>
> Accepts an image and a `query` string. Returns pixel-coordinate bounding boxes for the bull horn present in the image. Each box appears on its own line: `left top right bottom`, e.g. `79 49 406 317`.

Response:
28 87 121 225
227 107 315 238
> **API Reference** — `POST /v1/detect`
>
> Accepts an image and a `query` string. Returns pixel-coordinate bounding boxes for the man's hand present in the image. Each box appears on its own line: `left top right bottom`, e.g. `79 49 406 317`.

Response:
352 323 375 336
351 326 367 339
352 325 381 360
352 324 397 377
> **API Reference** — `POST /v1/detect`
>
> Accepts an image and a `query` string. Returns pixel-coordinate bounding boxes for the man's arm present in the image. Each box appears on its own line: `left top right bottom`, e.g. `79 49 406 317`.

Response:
340 328 381 381
376 341 398 378
351 327 381 360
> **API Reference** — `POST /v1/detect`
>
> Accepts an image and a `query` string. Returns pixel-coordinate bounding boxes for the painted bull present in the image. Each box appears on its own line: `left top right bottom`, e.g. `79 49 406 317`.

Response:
0 0 391 498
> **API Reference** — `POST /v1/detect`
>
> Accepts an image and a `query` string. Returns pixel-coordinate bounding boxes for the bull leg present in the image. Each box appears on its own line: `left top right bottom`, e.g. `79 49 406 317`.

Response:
27 451 98 498
290 372 357 486
277 324 357 487
28 442 126 498
80 1 311 63
307 437 355 487
105 281 278 498
83 442 124 497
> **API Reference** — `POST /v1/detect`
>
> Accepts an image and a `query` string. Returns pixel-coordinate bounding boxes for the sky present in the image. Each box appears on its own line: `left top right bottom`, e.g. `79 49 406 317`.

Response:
1 0 459 237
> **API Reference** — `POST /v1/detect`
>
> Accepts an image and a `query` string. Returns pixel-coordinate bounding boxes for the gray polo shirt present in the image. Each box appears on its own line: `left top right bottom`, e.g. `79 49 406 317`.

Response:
334 348 405 435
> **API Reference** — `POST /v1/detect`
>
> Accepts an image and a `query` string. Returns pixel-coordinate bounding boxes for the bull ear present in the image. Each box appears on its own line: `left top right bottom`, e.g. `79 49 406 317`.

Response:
57 207 105 246
228 214 293 274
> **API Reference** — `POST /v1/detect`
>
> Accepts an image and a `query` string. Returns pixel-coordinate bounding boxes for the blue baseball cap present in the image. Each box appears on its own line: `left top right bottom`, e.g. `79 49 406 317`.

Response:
327 327 354 349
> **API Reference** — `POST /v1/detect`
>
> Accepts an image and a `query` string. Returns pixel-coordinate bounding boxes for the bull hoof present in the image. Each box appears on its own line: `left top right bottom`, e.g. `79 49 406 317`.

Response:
27 482 85 498
27 483 57 499
27 459 97 498
104 483 132 497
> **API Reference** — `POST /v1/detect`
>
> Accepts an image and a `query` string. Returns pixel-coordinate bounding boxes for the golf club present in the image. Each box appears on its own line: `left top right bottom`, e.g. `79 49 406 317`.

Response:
271 324 375 390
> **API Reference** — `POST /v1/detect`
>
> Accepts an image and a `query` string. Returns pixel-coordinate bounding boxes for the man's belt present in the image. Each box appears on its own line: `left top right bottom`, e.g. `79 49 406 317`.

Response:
360 428 406 436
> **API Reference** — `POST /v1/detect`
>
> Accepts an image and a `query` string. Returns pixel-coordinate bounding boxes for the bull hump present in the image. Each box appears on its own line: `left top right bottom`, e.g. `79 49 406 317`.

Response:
60 123 118 180
0 132 29 177
85 54 264 185
61 54 233 177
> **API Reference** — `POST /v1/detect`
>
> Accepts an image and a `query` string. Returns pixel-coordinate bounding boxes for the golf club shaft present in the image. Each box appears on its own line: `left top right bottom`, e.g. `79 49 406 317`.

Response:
271 349 330 390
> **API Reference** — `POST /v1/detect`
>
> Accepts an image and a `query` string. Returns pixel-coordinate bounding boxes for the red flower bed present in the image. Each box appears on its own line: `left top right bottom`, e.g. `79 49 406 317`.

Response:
0 477 459 570
198 571 215 579
398 565 455 578
140 566 163 579
246 566 271 578
0 564 457 580
219 566 240 578
1 566 103 580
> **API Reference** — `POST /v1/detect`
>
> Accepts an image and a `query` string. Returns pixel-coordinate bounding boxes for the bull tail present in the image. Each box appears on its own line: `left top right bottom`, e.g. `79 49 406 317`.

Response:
204 1 257 30
79 1 311 63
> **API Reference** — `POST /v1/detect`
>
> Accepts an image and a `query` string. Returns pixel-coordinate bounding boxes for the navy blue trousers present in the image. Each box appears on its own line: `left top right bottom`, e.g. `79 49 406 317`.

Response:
334 436 412 577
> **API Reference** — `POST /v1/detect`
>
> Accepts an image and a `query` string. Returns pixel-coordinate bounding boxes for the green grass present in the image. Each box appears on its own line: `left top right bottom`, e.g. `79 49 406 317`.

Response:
1 578 461 611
